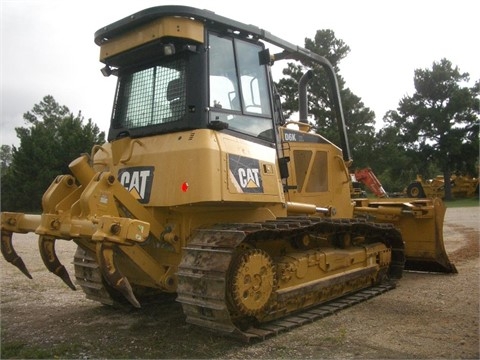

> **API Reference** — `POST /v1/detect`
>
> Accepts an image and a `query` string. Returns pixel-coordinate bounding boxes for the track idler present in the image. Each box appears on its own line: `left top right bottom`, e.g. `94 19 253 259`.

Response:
38 235 76 290
1 230 32 279
96 242 141 308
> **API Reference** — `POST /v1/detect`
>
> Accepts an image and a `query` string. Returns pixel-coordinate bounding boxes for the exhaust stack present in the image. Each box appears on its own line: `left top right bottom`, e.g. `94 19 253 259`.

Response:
299 70 314 123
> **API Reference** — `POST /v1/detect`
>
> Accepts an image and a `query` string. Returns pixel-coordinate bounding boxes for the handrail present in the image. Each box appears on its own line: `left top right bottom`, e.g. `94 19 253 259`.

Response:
120 139 144 164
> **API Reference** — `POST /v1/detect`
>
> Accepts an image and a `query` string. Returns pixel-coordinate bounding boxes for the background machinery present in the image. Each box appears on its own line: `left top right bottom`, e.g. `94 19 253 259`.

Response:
1 6 457 340
351 168 388 198
406 174 479 199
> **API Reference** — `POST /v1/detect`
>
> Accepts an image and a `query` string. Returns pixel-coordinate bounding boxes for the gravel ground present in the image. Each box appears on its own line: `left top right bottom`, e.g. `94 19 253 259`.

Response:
1 206 478 359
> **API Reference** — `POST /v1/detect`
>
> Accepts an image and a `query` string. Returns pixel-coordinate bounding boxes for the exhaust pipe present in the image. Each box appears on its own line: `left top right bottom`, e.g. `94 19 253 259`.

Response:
299 70 314 123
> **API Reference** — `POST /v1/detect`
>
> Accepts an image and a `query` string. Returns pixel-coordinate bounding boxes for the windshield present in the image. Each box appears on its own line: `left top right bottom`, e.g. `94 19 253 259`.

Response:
112 57 186 129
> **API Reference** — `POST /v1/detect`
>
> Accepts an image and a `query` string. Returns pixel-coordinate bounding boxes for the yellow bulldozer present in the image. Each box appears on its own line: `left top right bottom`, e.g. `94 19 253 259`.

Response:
1 6 456 341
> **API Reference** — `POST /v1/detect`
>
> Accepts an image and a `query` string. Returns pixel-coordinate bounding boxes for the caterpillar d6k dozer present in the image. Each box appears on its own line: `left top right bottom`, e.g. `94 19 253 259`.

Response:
1 6 457 341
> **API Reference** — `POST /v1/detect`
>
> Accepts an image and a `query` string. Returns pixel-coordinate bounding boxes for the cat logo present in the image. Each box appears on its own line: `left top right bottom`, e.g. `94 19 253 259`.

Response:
118 166 154 204
228 154 264 193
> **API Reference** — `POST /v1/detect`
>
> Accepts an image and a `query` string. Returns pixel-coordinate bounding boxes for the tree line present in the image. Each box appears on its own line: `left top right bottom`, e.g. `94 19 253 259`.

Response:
1 96 105 212
1 30 478 211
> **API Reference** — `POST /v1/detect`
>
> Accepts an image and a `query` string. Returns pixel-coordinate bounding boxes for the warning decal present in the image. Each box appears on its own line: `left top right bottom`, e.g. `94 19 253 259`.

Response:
228 154 264 193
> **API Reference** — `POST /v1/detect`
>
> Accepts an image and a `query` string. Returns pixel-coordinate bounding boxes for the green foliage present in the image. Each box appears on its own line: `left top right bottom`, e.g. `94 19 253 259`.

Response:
0 144 12 177
276 29 377 166
383 59 479 198
339 88 376 167
444 197 480 208
276 31 479 196
1 340 82 359
1 95 105 212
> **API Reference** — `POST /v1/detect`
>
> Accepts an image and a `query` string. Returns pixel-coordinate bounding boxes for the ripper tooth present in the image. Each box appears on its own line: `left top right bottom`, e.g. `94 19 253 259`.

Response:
96 242 140 308
1 230 32 279
38 236 76 290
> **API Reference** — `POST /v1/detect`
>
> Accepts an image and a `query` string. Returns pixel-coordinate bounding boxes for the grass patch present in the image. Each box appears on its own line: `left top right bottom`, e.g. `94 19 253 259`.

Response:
0 341 82 359
444 197 479 208
1 341 52 359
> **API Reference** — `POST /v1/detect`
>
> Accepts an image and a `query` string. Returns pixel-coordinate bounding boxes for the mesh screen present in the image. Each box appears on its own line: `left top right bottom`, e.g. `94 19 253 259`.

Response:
114 59 186 128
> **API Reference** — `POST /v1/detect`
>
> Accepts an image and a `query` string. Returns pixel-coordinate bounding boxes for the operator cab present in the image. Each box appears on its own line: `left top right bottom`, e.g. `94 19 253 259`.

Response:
97 6 276 144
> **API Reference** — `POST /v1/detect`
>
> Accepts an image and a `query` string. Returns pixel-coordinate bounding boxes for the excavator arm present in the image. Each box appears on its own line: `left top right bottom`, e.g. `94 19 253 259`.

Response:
354 168 388 198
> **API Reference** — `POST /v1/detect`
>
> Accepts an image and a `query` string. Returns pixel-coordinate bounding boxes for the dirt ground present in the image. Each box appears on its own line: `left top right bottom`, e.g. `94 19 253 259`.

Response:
1 207 478 359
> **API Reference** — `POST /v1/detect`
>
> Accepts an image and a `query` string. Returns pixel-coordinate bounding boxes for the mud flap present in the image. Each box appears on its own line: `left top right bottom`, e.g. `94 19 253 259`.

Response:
38 235 77 290
96 242 141 308
1 230 32 279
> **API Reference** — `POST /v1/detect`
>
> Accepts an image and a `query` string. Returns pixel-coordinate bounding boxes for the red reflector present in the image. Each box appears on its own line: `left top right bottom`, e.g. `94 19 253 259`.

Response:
181 182 189 192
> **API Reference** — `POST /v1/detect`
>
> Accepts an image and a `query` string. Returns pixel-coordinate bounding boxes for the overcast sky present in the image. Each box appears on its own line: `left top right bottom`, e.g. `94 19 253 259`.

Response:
1 0 479 147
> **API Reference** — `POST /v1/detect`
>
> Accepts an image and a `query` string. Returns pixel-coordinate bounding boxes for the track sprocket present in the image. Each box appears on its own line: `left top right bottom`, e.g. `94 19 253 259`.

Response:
229 249 276 316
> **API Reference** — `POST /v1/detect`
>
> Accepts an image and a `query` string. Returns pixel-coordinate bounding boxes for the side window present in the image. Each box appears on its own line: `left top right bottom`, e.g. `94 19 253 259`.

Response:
208 33 273 141
235 40 271 117
209 35 241 111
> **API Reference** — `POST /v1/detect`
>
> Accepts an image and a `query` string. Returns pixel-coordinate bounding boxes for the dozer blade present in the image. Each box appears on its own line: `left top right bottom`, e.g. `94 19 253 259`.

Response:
1 230 32 279
96 242 141 308
38 235 77 290
355 197 457 274
403 198 457 274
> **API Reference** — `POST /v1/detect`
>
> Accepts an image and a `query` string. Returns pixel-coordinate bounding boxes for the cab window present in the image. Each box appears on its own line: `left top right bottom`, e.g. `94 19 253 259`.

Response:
208 33 273 141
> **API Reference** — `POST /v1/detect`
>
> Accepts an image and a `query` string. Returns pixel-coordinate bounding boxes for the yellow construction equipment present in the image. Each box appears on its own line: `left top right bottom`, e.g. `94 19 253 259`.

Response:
406 174 479 199
1 6 457 341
